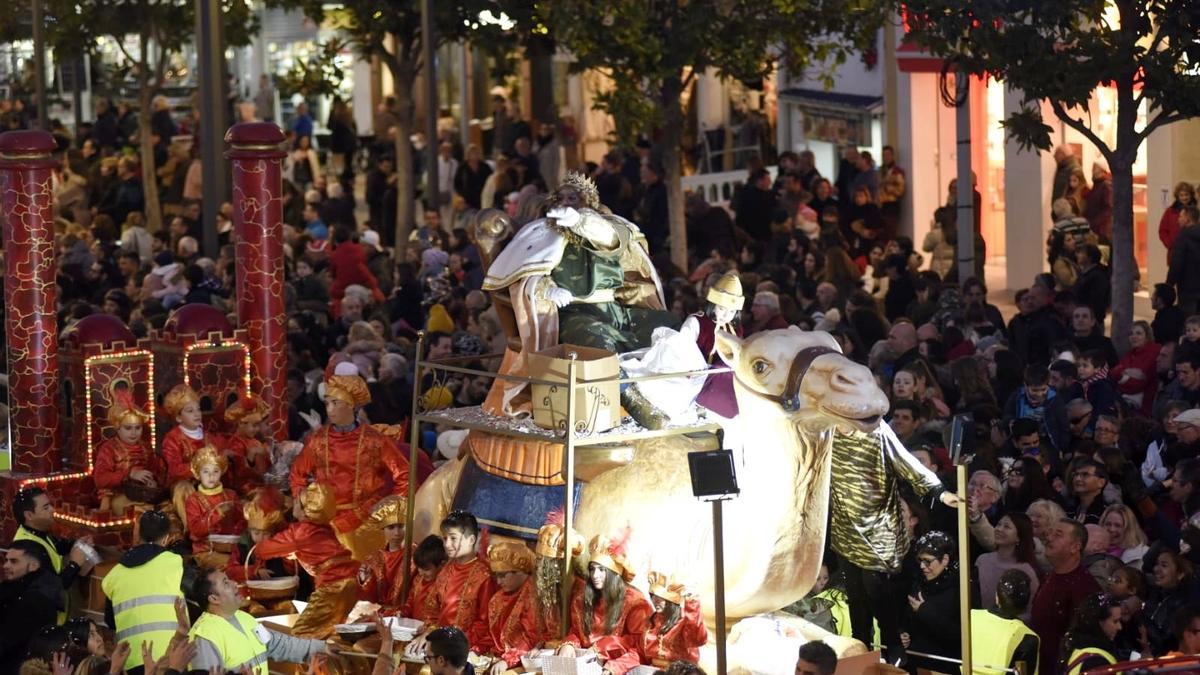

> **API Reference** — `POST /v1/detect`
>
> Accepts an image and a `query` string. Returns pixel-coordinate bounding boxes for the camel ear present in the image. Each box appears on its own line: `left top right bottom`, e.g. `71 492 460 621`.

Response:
714 330 742 367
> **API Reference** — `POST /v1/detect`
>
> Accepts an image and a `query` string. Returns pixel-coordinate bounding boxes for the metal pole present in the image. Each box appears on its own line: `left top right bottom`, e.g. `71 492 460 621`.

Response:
957 463 972 674
560 354 578 637
713 499 728 675
31 0 47 130
401 331 427 605
955 71 975 284
458 42 470 149
72 58 84 134
196 0 227 259
420 0 439 214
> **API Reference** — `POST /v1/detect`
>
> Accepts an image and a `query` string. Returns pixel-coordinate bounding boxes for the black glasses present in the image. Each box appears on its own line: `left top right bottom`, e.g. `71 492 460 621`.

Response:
917 557 939 568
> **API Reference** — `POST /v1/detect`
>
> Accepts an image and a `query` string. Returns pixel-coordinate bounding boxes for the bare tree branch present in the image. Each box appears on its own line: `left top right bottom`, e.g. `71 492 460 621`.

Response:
1049 98 1115 163
1138 110 1187 143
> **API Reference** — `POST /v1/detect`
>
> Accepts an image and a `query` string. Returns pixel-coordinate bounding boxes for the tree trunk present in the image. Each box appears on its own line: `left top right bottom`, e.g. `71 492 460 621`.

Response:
391 66 417 257
661 75 687 273
138 86 162 231
1109 153 1135 354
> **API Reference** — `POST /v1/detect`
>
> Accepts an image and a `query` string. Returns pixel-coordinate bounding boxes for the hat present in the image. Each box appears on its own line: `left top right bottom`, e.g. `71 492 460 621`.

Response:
190 445 228 480
107 387 150 429
1175 409 1200 428
325 374 371 408
426 304 454 334
420 385 454 411
535 510 584 559
299 482 336 524
436 429 469 460
588 530 636 582
243 487 286 532
361 230 383 252
368 494 406 528
488 541 536 574
224 393 269 425
647 571 685 605
706 272 744 312
154 251 174 268
163 384 200 418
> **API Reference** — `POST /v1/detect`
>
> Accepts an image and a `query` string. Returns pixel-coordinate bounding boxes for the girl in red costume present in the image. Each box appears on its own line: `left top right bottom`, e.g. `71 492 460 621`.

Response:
183 445 245 566
558 532 652 675
93 389 165 514
642 572 708 667
223 393 271 490
162 384 228 486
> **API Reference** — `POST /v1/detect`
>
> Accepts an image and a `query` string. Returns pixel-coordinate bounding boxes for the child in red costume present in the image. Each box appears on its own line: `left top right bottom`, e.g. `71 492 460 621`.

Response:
558 532 652 675
642 572 708 667
358 495 413 612
254 483 360 638
401 536 448 619
226 487 294 583
161 384 229 486
93 389 165 514
183 445 245 566
223 393 271 490
485 542 541 674
409 510 496 657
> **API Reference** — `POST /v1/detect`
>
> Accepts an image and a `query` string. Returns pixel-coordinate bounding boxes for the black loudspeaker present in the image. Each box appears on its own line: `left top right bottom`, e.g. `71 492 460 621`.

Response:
687 449 739 500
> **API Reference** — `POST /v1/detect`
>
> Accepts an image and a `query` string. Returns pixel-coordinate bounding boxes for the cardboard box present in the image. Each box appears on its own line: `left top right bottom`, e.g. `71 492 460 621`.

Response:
527 344 621 434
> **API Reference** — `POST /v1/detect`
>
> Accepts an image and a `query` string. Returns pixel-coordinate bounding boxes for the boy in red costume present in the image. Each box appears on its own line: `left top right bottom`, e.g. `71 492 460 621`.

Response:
93 389 165 513
255 483 360 638
558 532 652 675
223 393 271 490
401 535 448 619
358 495 411 611
162 384 228 486
183 445 246 566
642 572 708 667
288 368 410 561
409 510 496 657
485 542 540 674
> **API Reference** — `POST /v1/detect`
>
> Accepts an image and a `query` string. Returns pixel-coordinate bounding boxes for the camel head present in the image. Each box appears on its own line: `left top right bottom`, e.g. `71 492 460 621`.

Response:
715 326 889 432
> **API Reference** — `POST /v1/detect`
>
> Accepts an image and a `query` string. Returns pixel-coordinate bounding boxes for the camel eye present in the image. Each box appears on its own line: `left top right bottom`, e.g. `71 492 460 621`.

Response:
751 359 771 376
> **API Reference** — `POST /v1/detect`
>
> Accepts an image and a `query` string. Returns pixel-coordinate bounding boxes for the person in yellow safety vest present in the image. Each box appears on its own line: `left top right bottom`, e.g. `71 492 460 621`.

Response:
102 510 186 675
1062 592 1123 675
12 487 97 622
187 567 330 674
971 568 1040 675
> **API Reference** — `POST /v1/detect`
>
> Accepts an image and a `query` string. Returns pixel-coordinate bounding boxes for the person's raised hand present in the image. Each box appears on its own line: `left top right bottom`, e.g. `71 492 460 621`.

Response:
166 639 197 672
109 642 132 675
174 597 191 636
375 616 394 655
51 652 72 675
939 491 960 508
140 642 158 675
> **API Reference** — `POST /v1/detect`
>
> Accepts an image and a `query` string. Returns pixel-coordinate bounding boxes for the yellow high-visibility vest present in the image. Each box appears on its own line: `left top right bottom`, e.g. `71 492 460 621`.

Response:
1066 646 1116 675
101 551 184 670
14 526 66 624
189 610 270 675
970 608 1039 675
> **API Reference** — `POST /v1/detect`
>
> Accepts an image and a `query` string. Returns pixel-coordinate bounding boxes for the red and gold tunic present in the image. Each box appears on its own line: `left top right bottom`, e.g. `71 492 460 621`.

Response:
401 572 437 620
162 426 227 484
255 522 359 586
642 598 708 666
184 485 246 551
93 437 166 495
488 578 541 667
288 424 410 535
536 577 584 642
422 557 497 653
358 546 411 612
226 539 297 583
564 583 653 675
225 434 270 490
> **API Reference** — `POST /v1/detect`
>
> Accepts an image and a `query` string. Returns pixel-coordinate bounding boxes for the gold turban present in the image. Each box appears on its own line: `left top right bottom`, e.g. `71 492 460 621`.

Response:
244 488 286 532
647 571 685 605
107 388 150 429
190 445 227 480
706 271 744 311
488 541 536 574
163 384 200 418
535 522 584 560
325 374 371 408
368 495 405 528
225 394 269 424
299 483 337 524
588 532 636 583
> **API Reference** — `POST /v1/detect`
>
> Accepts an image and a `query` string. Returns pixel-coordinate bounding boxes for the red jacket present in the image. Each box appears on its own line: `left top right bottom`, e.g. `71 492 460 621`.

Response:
93 438 165 491
1111 341 1162 416
255 521 358 586
1160 203 1184 252
329 240 384 306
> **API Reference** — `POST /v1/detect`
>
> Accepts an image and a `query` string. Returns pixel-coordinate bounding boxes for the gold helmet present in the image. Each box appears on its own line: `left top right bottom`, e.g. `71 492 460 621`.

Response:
706 271 744 312
243 487 287 532
647 571 686 605
325 374 371 408
163 384 200 418
299 483 337 524
535 510 584 559
587 531 636 583
225 393 269 425
189 445 227 480
488 541 536 574
107 387 151 429
368 495 405 528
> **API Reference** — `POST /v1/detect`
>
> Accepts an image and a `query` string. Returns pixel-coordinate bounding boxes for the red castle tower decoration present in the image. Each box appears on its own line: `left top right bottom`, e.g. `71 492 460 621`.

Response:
226 123 288 441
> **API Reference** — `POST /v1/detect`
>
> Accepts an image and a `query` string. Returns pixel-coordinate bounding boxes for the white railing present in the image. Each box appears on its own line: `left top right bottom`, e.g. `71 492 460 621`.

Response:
681 166 777 212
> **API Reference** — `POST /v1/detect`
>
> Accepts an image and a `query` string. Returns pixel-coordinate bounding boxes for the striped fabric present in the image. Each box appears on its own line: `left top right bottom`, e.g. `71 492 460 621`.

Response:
829 426 944 573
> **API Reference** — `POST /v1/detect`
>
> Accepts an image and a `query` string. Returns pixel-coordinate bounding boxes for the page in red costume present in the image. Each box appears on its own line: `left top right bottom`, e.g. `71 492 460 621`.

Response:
643 597 708 665
226 434 269 490
94 438 166 489
565 584 653 675
162 427 228 484
185 487 246 549
358 547 409 610
422 557 497 654
288 425 410 534
255 522 359 586
400 573 435 619
490 579 541 667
